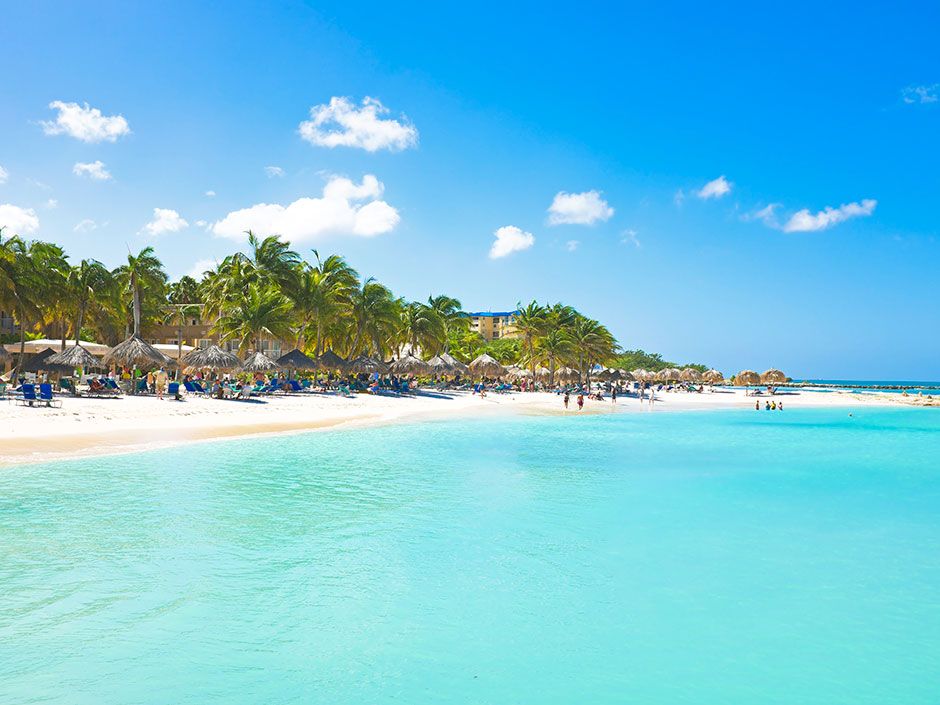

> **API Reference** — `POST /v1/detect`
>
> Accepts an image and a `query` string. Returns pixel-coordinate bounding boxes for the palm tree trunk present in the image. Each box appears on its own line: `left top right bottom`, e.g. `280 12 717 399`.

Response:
75 302 86 346
15 308 27 377
60 321 67 351
177 314 184 381
132 274 141 337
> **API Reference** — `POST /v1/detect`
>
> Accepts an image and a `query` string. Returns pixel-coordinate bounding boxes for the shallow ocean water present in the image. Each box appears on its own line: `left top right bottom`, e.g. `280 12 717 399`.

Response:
1 406 939 704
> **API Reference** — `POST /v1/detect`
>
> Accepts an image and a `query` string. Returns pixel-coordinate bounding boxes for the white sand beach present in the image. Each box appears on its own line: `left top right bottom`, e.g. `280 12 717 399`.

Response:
1 386 932 466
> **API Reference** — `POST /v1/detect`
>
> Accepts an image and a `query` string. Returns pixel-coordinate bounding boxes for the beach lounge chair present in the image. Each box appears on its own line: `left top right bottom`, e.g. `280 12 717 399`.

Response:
136 379 149 394
288 379 304 393
15 384 38 407
38 383 62 408
168 382 182 401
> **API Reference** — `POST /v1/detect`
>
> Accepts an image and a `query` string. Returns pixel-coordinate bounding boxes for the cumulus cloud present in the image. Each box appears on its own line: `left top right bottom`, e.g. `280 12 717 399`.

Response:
212 174 399 242
44 199 58 209
696 175 732 199
41 101 130 142
783 199 877 233
73 160 112 181
0 204 40 235
0 165 8 184
264 166 285 178
489 225 535 259
547 190 614 225
205 190 216 197
299 96 418 152
73 218 98 233
565 239 579 252
142 208 189 236
902 84 938 104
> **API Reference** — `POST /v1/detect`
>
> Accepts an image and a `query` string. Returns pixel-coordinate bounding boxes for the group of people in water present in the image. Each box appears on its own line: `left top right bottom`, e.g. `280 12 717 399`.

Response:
757 399 783 411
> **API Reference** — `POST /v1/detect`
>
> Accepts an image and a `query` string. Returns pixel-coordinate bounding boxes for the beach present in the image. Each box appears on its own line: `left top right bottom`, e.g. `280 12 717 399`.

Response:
3 385 932 466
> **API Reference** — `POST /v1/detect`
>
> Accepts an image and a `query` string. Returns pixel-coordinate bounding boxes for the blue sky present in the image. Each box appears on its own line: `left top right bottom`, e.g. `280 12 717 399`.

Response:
1 1 938 379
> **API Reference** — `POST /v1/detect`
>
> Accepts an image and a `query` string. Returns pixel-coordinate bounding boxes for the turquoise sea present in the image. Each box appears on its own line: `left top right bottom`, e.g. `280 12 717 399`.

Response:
2 406 939 704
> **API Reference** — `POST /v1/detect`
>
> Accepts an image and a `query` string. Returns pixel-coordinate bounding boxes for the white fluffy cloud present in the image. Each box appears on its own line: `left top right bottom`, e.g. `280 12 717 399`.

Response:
205 190 216 197
299 97 418 152
0 204 40 235
697 175 732 199
783 199 877 233
142 208 189 236
902 84 938 104
212 174 399 242
41 101 130 143
264 166 285 178
0 165 8 184
73 160 112 181
73 218 98 233
186 258 216 279
489 225 535 259
547 190 614 225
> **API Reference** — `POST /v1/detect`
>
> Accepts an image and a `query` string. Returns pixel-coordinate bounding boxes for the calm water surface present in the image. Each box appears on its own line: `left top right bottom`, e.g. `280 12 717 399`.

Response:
1 407 939 704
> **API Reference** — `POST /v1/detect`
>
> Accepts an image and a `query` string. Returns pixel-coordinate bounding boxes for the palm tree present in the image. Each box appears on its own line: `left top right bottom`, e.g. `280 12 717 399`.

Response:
214 283 294 355
67 259 112 346
116 247 167 338
168 275 201 304
427 294 468 352
536 328 574 387
398 301 446 356
348 278 399 358
248 231 300 290
295 251 358 354
568 316 616 385
513 300 548 377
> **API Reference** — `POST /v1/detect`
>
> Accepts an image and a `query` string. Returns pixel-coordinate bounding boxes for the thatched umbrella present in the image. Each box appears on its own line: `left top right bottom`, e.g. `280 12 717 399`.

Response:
389 354 432 376
556 366 579 383
657 367 681 382
241 350 280 373
632 368 652 382
24 347 72 374
761 368 787 384
535 365 552 380
103 335 172 369
45 344 102 371
618 369 636 382
703 369 724 384
468 353 506 378
277 348 318 370
679 368 703 383
316 349 348 372
181 344 240 371
428 355 456 375
347 354 388 375
507 366 532 380
439 352 470 375
735 370 761 386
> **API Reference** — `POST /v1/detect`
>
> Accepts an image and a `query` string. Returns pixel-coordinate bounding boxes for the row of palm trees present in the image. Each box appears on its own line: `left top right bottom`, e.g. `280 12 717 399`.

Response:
1 229 619 380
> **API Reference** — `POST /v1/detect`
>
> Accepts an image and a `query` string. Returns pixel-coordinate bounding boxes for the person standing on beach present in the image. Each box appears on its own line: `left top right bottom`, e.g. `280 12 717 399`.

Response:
155 367 168 400
577 393 584 411
563 391 570 409
611 388 617 404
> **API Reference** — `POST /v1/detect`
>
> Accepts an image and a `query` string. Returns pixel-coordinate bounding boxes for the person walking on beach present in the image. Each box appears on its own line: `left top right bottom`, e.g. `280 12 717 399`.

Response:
155 367 168 400
756 400 760 411
611 388 617 404
563 391 570 409
577 393 584 411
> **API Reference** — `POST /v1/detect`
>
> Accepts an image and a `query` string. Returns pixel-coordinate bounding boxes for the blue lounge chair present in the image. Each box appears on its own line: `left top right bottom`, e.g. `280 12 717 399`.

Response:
15 384 38 407
168 382 182 400
136 379 148 394
38 383 62 408
288 379 303 393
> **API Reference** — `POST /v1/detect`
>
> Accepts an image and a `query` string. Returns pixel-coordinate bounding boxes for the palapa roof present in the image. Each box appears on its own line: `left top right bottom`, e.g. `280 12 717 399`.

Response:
24 347 73 374
241 350 281 372
347 354 388 374
507 366 533 379
439 352 469 374
761 368 787 384
181 344 240 370
703 369 724 383
679 368 703 382
45 344 102 370
388 353 432 376
556 366 579 382
632 368 652 381
277 348 318 370
657 367 682 381
428 355 456 373
103 335 172 368
316 349 348 371
468 353 506 377
735 369 761 386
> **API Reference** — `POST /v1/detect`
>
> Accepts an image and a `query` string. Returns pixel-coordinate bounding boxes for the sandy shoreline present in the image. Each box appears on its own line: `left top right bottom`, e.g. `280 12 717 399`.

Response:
2 386 933 466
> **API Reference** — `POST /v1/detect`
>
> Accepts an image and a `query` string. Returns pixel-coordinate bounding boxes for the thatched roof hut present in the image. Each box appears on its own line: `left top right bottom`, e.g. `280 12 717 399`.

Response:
389 354 432 376
181 344 240 371
24 347 73 374
761 368 787 384
632 368 652 382
507 366 532 380
347 354 388 374
277 348 318 370
428 355 455 374
316 349 348 371
703 369 724 384
241 351 280 373
45 344 102 370
468 353 506 378
679 368 703 383
618 369 636 382
556 366 579 383
535 365 552 380
657 367 681 382
103 335 172 369
439 352 470 375
735 370 761 386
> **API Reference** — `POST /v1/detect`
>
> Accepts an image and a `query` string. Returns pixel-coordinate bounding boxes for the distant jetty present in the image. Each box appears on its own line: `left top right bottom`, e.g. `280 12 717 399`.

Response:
784 382 940 392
